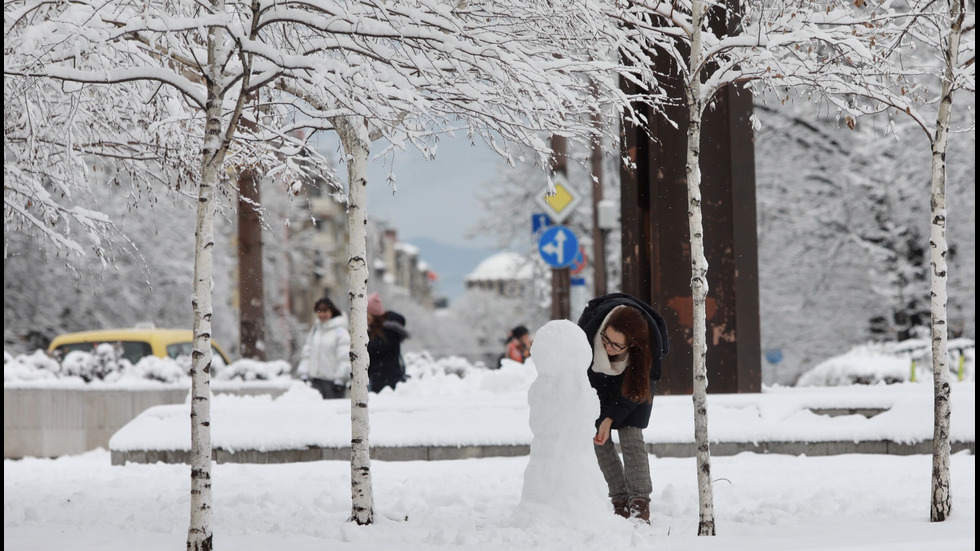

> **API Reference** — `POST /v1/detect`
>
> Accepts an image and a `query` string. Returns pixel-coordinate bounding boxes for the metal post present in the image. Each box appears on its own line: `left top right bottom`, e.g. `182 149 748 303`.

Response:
238 167 266 360
619 1 761 393
590 79 608 297
551 135 572 320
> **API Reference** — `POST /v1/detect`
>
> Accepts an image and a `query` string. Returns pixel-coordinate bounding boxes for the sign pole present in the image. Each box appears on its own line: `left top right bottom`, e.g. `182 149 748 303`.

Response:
589 78 608 297
551 269 571 320
550 135 571 320
538 225 579 320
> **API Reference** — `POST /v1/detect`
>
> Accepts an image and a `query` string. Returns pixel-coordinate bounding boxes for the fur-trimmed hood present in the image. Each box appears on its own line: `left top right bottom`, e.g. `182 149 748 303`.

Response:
577 293 669 381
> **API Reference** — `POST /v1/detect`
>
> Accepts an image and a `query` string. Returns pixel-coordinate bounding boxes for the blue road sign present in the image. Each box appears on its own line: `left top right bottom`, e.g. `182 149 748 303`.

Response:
765 349 784 365
538 225 579 269
532 213 553 235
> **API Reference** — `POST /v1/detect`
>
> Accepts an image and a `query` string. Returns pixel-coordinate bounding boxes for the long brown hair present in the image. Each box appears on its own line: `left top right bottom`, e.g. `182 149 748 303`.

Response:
606 306 653 403
368 313 386 340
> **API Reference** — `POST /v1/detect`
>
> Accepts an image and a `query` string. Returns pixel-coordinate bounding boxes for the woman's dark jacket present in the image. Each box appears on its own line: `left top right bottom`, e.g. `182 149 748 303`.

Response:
577 293 670 430
368 311 409 392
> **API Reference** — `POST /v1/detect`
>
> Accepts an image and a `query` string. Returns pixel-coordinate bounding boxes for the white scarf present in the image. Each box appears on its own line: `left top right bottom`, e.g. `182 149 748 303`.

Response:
591 305 629 376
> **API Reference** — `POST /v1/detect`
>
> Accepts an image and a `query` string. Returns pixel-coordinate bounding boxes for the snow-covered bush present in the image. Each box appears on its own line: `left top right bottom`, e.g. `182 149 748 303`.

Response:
2 348 291 384
213 358 291 381
796 338 975 387
405 351 488 380
390 352 536 397
124 355 190 383
59 344 134 382
4 349 60 382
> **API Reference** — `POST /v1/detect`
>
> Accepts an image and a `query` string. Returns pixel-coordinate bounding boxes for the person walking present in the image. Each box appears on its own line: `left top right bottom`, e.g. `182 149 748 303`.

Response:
297 297 351 399
505 325 533 364
366 293 409 393
577 293 670 523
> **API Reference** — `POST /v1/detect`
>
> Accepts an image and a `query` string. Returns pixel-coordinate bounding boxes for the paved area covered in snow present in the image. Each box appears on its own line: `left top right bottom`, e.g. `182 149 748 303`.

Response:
109 379 976 464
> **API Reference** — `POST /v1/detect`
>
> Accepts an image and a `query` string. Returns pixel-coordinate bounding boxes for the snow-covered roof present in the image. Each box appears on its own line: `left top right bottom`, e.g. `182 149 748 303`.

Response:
465 252 535 282
396 242 419 255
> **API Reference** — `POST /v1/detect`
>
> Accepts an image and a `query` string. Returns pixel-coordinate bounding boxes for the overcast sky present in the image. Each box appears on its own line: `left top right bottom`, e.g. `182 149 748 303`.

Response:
320 134 507 250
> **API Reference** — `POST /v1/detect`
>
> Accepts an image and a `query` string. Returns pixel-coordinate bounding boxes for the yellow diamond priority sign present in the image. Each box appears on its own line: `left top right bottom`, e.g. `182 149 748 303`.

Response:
534 178 582 224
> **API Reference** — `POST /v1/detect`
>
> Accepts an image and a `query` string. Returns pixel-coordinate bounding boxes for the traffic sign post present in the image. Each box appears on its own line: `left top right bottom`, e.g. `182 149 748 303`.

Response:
539 225 578 321
532 213 553 235
538 226 580 269
532 213 554 245
534 179 583 225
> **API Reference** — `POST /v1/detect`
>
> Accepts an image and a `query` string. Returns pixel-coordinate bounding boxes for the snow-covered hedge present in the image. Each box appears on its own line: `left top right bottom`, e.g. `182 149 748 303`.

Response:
3 346 501 387
393 351 536 396
214 358 291 381
3 346 289 384
404 351 488 379
796 338 975 387
9 337 972 389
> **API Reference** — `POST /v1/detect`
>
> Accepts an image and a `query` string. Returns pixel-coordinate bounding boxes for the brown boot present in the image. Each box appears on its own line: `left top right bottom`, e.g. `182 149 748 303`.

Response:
628 497 650 524
611 496 630 518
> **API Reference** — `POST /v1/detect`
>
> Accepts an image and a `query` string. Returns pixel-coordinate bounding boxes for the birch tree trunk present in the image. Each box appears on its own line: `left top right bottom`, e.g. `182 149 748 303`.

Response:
187 13 225 550
334 115 375 525
929 0 963 524
685 0 715 536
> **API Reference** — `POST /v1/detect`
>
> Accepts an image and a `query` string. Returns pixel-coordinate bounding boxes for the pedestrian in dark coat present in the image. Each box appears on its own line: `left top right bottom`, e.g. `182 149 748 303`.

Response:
366 293 409 393
577 292 670 523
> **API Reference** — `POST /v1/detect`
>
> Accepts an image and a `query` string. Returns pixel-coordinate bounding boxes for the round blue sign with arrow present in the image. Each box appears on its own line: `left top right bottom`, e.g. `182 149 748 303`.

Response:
538 225 579 269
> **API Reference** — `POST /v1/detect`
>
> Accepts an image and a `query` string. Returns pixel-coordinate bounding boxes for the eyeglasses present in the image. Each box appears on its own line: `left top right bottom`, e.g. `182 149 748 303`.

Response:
601 330 628 353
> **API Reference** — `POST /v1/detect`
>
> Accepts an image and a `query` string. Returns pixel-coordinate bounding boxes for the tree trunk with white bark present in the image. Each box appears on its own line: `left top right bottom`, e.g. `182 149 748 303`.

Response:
928 0 963 524
686 0 716 536
187 14 225 550
335 115 375 526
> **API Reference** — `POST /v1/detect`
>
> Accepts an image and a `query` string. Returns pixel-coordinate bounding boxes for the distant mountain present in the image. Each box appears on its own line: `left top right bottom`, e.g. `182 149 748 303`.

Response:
406 237 500 302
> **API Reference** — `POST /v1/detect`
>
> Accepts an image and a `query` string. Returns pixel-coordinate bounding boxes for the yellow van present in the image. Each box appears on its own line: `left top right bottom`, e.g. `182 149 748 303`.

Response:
48 327 231 366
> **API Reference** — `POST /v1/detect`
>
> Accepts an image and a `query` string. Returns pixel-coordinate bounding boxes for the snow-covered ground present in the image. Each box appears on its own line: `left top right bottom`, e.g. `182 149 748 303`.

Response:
4 448 974 551
4 329 977 551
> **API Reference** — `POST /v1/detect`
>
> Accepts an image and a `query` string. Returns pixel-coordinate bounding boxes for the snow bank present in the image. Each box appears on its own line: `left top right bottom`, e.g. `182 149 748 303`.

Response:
796 338 974 387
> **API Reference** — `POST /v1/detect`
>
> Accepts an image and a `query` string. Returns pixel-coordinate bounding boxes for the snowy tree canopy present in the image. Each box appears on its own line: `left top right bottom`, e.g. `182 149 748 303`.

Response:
4 0 649 261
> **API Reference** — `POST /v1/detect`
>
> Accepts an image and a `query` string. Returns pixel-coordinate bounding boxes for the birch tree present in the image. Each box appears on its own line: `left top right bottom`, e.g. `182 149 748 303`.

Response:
780 0 974 520
683 0 716 535
872 0 975 522
925 0 968 521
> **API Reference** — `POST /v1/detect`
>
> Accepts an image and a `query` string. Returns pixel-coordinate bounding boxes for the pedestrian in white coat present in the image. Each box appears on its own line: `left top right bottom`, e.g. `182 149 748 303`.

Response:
297 297 351 399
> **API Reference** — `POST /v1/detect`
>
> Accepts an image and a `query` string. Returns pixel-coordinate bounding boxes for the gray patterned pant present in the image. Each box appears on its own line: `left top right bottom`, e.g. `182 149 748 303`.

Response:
593 426 652 500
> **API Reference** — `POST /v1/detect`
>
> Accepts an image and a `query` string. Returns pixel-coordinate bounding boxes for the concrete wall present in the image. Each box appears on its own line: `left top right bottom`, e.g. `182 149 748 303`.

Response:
4 386 285 459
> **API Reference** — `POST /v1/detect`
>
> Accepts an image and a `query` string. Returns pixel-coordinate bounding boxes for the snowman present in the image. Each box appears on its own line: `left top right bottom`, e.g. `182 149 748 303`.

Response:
517 319 607 522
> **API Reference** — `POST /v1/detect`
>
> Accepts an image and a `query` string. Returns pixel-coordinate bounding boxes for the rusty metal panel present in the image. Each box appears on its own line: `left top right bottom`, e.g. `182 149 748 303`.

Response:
620 48 761 395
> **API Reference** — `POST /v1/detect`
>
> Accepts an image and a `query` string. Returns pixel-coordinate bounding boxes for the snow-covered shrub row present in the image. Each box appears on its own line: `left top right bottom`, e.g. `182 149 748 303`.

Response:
796 338 975 387
4 349 61 382
2 345 160 383
393 351 536 396
3 347 290 384
214 358 291 381
404 351 487 379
